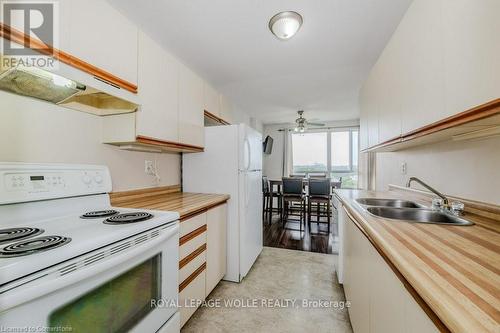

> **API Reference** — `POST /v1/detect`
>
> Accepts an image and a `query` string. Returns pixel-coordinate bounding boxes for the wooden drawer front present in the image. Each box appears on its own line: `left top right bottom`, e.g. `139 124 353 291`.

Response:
180 227 206 260
179 265 206 327
180 212 207 237
179 247 206 282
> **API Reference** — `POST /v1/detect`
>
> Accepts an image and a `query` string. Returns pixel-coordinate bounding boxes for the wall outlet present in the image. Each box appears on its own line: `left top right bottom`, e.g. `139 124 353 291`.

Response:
401 162 407 175
145 160 155 175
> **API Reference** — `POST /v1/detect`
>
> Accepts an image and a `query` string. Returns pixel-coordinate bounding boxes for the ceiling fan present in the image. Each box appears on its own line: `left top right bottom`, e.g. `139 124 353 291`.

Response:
294 110 325 132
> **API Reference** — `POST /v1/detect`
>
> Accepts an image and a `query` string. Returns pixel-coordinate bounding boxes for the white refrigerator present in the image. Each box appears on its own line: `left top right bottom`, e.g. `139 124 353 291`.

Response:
183 124 263 282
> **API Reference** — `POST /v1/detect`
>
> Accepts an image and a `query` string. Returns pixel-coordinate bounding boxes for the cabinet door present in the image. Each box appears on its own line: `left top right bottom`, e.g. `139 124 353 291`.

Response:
359 88 369 151
399 0 445 133
373 29 403 143
368 242 406 333
136 31 178 142
442 0 500 116
203 82 220 116
179 270 206 327
178 63 204 147
205 204 227 296
68 0 138 85
343 213 370 333
219 94 233 124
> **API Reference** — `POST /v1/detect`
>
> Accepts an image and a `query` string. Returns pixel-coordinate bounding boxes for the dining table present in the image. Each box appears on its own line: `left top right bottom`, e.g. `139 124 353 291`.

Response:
266 178 341 225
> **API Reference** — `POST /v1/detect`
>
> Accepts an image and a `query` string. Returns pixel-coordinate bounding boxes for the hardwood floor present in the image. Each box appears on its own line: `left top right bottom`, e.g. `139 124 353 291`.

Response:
263 211 339 255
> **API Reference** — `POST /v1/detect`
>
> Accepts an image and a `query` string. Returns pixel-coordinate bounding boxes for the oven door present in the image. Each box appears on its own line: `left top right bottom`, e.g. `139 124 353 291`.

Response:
0 223 179 333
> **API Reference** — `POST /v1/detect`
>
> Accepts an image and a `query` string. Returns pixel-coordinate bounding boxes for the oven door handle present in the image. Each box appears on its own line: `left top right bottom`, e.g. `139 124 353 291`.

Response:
0 224 179 312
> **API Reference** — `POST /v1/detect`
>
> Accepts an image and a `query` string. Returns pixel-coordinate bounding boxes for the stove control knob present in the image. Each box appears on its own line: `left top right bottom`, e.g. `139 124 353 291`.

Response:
94 175 103 184
82 175 92 185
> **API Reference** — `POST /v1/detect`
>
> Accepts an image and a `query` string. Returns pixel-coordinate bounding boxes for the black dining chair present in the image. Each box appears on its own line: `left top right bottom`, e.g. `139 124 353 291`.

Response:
307 177 332 234
262 176 282 225
289 174 306 178
282 177 306 233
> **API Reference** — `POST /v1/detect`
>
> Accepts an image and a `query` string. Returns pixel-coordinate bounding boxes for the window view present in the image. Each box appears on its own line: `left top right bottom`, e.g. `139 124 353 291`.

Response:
292 132 328 173
291 129 359 188
331 131 350 171
330 130 359 188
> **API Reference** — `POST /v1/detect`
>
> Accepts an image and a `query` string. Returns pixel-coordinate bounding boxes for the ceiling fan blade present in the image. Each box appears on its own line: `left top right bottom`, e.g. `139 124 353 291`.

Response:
308 122 325 126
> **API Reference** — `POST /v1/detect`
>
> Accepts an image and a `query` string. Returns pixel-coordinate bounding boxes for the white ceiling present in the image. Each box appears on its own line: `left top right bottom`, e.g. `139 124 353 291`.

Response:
108 0 412 124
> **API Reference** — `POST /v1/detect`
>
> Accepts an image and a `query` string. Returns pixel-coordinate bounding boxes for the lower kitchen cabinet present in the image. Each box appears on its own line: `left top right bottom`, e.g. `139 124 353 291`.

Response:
343 209 438 333
178 203 227 327
206 204 227 296
179 269 206 327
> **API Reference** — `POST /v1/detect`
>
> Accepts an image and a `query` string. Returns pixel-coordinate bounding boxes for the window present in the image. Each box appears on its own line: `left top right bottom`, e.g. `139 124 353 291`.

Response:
292 132 327 173
330 130 358 188
291 128 359 188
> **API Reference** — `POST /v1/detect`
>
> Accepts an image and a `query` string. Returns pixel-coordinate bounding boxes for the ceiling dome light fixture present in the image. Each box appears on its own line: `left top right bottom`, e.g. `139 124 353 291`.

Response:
269 11 303 40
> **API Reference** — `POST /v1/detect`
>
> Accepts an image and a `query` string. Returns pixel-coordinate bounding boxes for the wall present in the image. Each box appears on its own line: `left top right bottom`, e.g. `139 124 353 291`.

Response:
376 136 500 205
232 105 263 133
262 119 360 180
0 91 181 192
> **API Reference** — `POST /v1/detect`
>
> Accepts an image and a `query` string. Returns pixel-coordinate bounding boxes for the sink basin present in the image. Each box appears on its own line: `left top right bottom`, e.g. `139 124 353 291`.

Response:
366 207 474 225
356 198 424 208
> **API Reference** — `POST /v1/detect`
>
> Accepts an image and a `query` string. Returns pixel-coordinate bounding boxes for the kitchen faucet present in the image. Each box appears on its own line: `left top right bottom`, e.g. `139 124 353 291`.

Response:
406 177 450 208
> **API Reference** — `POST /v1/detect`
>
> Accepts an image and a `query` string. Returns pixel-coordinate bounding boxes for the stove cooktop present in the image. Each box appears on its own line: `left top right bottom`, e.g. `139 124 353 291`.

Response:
0 206 178 284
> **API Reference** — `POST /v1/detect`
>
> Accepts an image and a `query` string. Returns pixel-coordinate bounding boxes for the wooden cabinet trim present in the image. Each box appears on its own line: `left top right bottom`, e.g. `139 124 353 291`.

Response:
179 262 206 292
179 243 207 269
204 110 230 125
136 135 204 153
0 23 138 93
342 205 450 333
362 98 500 153
180 201 228 222
179 225 207 246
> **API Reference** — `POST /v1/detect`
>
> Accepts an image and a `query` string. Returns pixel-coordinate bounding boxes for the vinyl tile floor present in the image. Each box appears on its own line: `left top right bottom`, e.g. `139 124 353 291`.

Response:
181 247 353 333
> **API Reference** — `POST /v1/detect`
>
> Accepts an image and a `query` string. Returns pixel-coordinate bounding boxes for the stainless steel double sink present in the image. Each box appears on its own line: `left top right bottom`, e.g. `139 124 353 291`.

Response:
355 198 474 226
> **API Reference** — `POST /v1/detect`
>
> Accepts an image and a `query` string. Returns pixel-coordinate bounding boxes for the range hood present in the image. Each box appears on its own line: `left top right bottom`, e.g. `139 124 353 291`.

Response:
0 64 138 116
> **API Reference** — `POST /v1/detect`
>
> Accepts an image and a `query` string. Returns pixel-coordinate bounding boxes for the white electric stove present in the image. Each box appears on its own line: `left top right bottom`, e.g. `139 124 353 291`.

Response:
0 163 180 333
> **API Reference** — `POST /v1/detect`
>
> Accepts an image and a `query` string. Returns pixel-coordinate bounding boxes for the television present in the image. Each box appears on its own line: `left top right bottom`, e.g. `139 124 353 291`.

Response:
263 135 273 154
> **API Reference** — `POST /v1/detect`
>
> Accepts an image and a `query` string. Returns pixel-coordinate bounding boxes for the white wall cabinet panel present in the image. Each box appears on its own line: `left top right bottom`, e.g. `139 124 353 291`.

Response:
136 31 178 142
203 82 220 116
178 63 204 147
372 25 404 142
442 0 500 117
399 0 445 134
69 0 138 85
359 88 370 151
219 94 233 123
205 204 227 296
360 74 380 148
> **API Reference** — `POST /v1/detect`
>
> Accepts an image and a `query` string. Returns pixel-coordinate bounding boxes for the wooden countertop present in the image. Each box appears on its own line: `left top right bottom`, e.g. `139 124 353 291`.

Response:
110 186 230 220
335 188 500 333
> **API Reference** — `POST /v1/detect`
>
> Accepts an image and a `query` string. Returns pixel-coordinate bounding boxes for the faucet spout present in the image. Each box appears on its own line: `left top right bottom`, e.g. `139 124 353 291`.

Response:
406 177 449 207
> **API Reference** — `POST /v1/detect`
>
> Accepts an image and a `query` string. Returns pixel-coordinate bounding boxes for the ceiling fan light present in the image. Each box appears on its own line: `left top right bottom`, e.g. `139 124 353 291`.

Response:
269 11 303 40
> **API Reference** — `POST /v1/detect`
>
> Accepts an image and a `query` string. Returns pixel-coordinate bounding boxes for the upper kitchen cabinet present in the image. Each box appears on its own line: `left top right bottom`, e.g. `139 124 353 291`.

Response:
102 32 203 153
359 0 499 152
179 63 205 148
203 82 220 116
442 0 500 117
398 0 445 134
68 0 138 87
136 31 178 143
